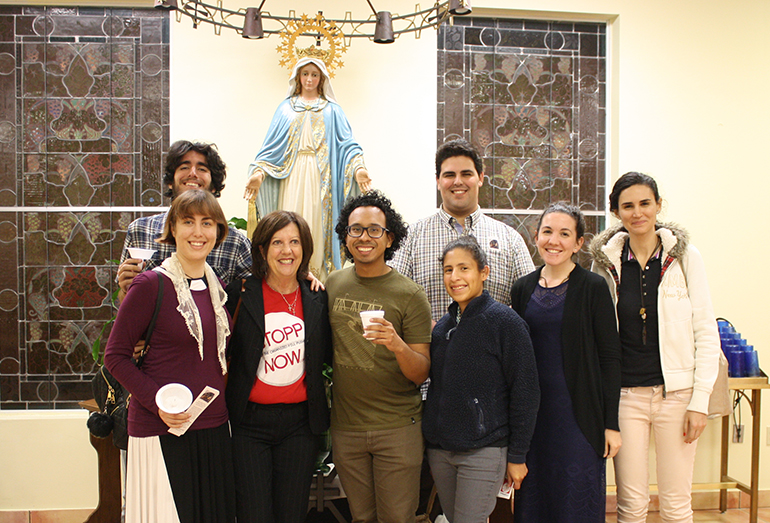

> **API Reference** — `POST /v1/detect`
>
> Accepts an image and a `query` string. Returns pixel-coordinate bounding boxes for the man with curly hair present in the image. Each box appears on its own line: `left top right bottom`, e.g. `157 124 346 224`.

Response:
116 140 252 302
326 190 432 523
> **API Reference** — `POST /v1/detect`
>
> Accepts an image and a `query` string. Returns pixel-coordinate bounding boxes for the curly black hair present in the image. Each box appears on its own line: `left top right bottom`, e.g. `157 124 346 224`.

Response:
335 190 408 262
163 140 227 198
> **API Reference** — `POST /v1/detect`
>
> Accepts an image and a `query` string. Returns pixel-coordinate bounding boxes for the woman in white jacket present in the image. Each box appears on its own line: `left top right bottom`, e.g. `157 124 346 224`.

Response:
589 172 719 523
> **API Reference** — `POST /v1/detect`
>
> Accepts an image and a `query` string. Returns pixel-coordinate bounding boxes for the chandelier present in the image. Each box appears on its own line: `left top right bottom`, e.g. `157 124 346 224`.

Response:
153 0 472 45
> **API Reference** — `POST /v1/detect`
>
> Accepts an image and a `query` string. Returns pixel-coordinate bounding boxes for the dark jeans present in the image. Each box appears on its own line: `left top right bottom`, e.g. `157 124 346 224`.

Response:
232 401 320 523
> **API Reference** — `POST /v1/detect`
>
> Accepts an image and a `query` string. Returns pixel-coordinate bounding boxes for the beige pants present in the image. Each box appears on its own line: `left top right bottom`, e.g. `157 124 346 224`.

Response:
614 386 698 523
332 422 424 523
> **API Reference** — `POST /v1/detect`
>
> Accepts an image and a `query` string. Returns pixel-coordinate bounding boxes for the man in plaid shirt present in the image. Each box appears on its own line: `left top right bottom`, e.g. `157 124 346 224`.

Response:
391 139 534 323
117 140 252 302
391 139 535 520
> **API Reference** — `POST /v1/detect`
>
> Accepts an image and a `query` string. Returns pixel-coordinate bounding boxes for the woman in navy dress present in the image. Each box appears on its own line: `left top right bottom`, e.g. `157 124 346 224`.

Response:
511 203 621 522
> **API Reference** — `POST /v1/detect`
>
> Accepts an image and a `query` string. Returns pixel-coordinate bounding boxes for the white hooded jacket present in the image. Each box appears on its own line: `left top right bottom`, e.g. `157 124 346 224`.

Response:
589 222 720 414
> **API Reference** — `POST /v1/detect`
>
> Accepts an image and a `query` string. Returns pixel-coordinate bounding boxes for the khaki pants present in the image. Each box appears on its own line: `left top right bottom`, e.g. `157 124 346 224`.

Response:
332 422 423 523
614 386 698 523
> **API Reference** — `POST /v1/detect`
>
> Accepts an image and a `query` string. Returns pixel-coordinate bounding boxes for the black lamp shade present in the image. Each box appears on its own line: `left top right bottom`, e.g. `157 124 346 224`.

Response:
449 0 472 15
243 7 264 38
374 11 394 44
154 0 179 10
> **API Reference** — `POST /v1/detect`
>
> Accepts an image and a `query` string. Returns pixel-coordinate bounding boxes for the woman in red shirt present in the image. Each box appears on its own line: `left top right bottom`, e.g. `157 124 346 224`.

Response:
225 210 332 523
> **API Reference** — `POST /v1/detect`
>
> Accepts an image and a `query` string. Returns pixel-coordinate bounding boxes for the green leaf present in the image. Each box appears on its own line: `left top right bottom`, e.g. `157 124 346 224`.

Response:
91 317 115 364
228 217 247 231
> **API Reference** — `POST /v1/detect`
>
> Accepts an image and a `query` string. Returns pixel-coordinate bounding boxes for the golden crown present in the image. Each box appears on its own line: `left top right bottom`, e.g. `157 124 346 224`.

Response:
277 13 346 77
296 46 331 62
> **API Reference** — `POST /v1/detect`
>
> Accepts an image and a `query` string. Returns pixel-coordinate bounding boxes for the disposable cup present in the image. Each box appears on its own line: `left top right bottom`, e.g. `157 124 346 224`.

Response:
155 383 193 414
128 247 157 260
360 310 385 331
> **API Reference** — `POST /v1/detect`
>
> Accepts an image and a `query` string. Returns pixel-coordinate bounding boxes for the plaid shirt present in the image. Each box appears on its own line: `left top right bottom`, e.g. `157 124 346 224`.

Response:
390 207 535 322
120 212 252 286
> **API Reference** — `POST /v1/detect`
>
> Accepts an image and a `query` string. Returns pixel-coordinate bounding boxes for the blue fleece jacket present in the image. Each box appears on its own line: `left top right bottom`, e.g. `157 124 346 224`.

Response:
423 291 540 464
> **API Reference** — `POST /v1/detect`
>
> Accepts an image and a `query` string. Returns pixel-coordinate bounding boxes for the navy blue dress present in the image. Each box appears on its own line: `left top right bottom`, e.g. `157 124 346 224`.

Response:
514 282 606 523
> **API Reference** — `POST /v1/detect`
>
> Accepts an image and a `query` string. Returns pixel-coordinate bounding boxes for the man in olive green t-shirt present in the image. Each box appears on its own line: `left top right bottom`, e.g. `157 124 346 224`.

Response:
326 191 432 523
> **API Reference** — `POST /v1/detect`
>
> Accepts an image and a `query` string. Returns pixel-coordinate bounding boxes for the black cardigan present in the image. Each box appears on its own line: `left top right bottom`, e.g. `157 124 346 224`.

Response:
510 264 621 457
225 276 332 435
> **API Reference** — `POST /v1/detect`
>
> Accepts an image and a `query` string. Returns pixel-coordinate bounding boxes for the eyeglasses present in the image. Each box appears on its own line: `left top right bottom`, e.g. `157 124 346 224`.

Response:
346 225 389 239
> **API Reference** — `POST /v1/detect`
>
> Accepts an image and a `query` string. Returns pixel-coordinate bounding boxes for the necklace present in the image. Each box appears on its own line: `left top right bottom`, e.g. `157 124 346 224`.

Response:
539 275 569 288
266 280 300 315
629 238 662 345
538 265 573 288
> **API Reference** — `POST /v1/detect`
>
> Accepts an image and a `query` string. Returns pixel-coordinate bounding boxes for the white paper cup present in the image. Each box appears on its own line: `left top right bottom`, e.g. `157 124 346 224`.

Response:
128 247 157 260
360 310 385 330
155 383 193 414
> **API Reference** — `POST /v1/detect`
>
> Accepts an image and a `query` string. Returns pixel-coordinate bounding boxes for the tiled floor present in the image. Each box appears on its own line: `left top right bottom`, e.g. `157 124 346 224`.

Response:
2 507 769 523
604 508 770 522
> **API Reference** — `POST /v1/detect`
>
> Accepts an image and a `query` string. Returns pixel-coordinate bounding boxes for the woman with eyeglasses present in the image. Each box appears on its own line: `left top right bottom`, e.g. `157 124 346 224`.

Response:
422 235 540 522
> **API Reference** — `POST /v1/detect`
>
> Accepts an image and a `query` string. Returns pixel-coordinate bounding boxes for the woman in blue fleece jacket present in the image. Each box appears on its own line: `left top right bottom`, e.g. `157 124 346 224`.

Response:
423 236 540 523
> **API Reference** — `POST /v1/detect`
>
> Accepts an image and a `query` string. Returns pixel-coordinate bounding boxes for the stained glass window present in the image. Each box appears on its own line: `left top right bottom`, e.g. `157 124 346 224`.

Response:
0 6 169 409
437 18 607 267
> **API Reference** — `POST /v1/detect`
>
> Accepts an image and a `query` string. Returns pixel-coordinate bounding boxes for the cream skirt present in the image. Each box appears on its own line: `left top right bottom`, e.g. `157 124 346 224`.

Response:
125 423 235 523
126 435 181 523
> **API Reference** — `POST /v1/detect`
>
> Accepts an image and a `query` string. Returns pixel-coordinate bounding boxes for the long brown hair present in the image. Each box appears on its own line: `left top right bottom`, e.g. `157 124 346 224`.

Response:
293 63 326 99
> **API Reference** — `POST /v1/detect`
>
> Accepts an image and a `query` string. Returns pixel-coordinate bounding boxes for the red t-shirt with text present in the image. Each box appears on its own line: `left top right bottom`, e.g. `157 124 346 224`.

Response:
249 280 307 404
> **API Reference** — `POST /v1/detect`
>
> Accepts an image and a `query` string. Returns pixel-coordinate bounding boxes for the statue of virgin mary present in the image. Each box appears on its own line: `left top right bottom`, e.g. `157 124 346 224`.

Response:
244 55 371 279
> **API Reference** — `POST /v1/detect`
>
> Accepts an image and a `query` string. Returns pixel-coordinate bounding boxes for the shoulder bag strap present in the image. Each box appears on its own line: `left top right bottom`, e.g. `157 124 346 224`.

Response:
223 278 246 383
136 271 164 368
231 278 246 326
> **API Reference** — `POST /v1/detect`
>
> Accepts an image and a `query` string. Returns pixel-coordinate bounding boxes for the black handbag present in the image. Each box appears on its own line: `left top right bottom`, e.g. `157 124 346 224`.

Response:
90 365 131 449
87 271 164 449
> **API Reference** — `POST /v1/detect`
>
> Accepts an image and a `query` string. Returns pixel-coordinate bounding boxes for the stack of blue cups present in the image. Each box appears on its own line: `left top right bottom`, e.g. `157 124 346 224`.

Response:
718 320 761 378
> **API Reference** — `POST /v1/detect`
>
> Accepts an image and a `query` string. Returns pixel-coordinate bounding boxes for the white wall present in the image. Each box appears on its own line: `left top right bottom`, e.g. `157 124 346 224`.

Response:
0 410 97 509
172 0 438 225
2 0 769 510
168 0 770 496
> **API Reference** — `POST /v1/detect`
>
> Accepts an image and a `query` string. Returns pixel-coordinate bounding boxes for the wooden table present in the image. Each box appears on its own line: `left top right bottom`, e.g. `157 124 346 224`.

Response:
718 372 769 523
80 399 122 523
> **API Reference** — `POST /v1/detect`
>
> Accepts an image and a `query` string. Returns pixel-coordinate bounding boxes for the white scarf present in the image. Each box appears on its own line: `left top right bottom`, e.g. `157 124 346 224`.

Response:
156 254 230 375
